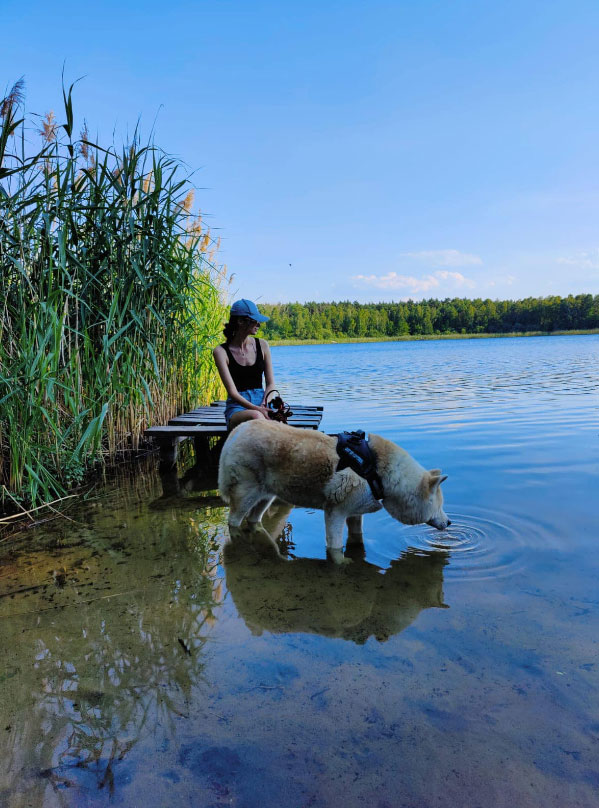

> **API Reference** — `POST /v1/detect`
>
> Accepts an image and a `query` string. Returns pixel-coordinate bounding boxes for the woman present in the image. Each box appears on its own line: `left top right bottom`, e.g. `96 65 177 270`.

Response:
213 299 277 429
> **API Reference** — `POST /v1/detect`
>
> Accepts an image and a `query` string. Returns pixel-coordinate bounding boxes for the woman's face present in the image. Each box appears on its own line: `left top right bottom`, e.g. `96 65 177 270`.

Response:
239 316 261 336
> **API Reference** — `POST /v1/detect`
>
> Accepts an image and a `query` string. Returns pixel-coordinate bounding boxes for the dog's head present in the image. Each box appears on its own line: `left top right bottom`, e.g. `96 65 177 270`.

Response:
383 467 450 531
422 469 450 530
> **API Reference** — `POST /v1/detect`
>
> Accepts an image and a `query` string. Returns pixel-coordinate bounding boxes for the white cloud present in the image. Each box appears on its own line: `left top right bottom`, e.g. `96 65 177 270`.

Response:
556 250 599 270
352 269 475 293
436 270 475 285
401 249 483 267
487 274 516 288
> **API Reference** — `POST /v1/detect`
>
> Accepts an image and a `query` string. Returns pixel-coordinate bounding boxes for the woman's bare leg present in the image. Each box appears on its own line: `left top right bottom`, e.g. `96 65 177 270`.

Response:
228 409 268 431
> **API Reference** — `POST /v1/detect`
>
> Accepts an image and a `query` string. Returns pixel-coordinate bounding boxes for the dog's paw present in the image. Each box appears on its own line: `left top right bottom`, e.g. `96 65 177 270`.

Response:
327 548 354 566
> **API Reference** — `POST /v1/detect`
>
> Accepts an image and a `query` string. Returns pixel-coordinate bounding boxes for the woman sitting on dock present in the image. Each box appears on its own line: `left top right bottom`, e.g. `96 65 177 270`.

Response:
213 299 277 429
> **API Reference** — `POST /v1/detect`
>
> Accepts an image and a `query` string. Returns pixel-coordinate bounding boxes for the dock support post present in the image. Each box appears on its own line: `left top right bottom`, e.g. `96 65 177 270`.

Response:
193 434 211 466
158 437 178 467
157 463 181 496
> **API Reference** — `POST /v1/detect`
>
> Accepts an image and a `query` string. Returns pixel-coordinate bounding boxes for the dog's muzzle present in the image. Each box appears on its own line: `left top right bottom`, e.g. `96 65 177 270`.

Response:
427 518 451 530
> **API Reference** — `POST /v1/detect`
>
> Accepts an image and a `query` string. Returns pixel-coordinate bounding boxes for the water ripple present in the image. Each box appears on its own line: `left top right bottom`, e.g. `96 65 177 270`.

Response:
367 508 545 582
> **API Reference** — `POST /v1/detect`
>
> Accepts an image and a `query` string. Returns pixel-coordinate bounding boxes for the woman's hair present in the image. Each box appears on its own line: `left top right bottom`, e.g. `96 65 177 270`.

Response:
223 315 245 343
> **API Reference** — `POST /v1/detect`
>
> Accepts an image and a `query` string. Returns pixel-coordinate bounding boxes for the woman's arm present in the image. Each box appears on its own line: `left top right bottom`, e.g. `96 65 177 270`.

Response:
260 339 277 403
213 345 268 414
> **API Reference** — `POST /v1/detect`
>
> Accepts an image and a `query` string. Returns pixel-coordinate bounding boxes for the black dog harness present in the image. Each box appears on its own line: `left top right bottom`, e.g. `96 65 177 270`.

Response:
335 430 384 500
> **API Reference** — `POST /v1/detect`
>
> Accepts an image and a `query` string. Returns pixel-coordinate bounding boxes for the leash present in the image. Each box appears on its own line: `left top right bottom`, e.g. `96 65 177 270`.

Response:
265 389 293 423
334 430 384 500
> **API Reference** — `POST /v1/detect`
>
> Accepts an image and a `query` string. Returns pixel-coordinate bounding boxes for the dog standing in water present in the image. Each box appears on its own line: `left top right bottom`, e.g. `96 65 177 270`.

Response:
218 420 450 564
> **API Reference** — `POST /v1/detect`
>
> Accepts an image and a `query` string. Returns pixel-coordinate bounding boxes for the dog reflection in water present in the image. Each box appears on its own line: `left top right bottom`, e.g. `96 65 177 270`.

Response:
224 500 449 645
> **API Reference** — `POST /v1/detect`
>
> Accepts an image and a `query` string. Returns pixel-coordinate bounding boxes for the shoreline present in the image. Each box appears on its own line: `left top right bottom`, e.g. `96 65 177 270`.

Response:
269 328 599 347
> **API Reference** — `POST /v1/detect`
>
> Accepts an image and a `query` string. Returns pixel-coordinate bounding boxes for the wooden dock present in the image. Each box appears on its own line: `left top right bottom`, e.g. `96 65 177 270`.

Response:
145 400 323 466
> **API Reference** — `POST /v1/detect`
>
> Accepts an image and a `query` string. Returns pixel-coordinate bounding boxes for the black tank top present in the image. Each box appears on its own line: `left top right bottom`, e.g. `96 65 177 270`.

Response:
223 338 265 391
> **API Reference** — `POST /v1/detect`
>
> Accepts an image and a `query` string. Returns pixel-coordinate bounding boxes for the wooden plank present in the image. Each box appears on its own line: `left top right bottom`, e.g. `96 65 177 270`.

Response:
145 425 228 436
192 406 322 414
168 416 322 427
204 407 321 415
180 412 322 421
146 418 321 438
177 407 323 416
209 400 323 411
170 412 322 423
171 415 227 421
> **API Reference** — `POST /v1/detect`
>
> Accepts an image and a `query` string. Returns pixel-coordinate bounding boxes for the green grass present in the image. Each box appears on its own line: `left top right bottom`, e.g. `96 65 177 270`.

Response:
269 329 599 347
0 79 227 515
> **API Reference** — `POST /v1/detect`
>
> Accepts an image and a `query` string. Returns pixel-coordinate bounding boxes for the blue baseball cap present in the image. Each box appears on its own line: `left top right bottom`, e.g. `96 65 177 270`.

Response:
230 299 269 322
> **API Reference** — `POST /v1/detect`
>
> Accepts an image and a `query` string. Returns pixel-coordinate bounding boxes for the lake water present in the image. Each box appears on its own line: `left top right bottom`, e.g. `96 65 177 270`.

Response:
1 335 598 807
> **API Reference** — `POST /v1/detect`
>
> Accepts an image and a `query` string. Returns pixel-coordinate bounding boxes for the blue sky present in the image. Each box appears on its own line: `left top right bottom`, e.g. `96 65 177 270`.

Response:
2 0 598 303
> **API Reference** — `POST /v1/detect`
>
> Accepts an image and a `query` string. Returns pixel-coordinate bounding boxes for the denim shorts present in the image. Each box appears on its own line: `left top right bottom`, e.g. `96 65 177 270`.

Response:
224 388 265 425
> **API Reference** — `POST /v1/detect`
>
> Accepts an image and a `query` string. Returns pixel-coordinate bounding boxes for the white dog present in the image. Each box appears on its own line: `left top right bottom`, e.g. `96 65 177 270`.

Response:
218 420 450 563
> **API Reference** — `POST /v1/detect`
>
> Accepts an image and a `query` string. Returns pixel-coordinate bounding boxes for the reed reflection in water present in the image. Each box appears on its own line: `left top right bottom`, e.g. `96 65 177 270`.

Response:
0 471 224 805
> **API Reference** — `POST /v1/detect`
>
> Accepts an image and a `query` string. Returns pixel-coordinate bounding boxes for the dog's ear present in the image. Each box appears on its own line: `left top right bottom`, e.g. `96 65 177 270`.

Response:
428 471 448 491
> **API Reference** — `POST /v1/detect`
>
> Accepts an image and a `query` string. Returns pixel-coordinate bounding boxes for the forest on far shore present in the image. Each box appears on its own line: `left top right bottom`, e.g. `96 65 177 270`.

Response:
260 294 599 341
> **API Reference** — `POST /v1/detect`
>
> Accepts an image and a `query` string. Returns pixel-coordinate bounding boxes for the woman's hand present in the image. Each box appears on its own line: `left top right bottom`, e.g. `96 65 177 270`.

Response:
254 404 270 418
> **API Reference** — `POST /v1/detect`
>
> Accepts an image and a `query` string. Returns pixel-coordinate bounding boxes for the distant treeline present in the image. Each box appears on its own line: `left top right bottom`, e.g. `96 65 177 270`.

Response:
260 294 599 340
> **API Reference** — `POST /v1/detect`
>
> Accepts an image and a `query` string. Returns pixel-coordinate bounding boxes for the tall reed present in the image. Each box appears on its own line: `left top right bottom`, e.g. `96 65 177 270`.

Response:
0 79 227 513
